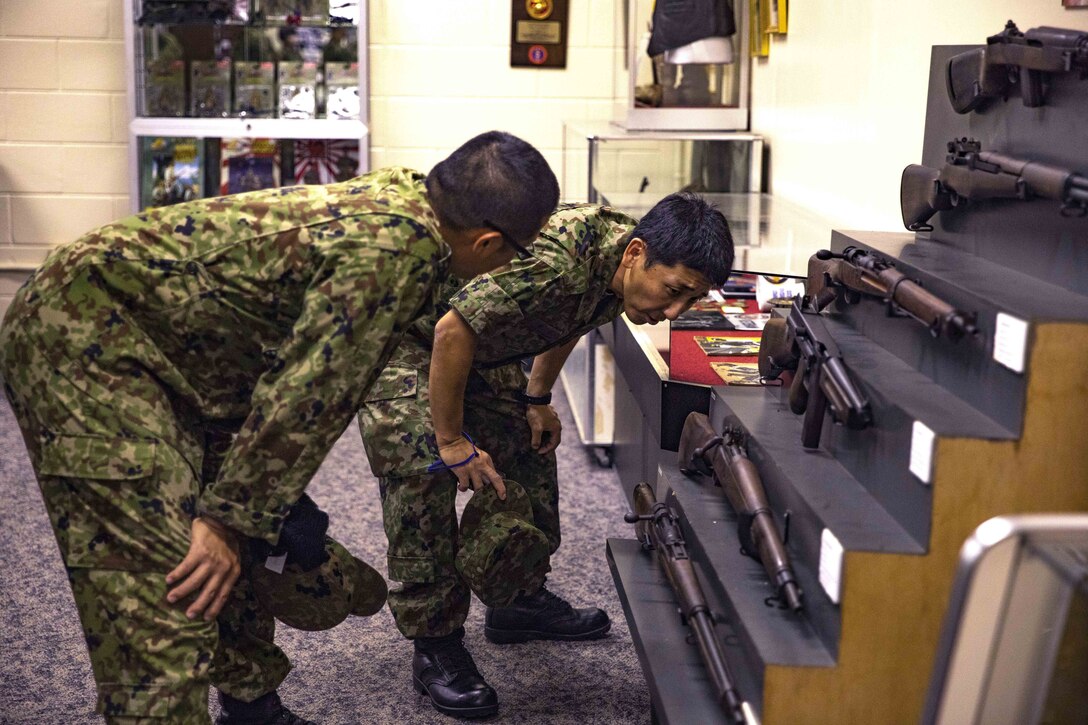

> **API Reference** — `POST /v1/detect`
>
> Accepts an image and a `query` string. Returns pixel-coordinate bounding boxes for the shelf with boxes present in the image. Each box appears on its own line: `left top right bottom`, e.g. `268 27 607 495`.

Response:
123 0 369 211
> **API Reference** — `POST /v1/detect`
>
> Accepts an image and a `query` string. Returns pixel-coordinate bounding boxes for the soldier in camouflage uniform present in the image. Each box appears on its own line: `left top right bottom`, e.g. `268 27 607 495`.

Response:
0 131 559 724
357 192 735 718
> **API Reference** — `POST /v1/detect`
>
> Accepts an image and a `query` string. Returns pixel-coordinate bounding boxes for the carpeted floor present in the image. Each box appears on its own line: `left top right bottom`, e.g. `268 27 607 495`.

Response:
0 386 651 724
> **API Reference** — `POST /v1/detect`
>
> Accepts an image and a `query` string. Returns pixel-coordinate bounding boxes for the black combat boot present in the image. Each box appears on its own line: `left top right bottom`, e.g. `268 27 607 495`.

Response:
412 627 499 719
215 690 316 725
484 584 611 644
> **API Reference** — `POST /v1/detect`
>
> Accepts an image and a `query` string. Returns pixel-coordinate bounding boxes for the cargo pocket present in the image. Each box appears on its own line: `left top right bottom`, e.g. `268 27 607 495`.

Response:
387 554 437 584
359 367 436 477
37 435 193 571
97 683 176 719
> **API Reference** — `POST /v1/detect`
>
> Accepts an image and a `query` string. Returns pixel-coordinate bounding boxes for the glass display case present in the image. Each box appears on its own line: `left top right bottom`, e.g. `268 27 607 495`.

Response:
613 0 751 130
123 0 369 211
562 121 763 204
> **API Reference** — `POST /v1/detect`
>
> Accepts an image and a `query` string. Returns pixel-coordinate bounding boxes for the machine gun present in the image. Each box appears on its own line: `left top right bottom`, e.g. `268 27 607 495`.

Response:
678 412 803 612
759 297 873 450
806 247 978 341
900 138 1088 232
946 20 1088 113
625 482 749 724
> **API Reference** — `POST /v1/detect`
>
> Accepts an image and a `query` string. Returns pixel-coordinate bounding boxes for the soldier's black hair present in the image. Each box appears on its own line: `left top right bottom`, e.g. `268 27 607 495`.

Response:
631 192 735 286
426 131 559 245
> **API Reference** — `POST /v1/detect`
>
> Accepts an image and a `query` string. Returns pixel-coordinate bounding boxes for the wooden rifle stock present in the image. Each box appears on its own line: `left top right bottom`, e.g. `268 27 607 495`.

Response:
628 482 748 723
678 413 804 612
811 248 978 341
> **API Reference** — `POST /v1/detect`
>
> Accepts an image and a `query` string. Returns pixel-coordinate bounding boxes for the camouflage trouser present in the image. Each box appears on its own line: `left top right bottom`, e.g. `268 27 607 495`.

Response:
358 343 560 639
0 287 289 723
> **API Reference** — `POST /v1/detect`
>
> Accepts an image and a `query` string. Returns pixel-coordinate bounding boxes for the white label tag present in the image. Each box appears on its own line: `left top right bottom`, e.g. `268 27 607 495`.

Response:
909 420 936 485
264 553 287 574
819 528 844 605
993 312 1029 374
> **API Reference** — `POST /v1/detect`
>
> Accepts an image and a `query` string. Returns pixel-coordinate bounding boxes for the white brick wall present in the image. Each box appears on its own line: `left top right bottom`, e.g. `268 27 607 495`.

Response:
0 0 127 316
368 0 619 201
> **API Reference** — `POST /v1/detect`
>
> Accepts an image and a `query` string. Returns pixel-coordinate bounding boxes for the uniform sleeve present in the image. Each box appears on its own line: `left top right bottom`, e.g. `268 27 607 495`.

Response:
197 228 438 542
449 239 570 338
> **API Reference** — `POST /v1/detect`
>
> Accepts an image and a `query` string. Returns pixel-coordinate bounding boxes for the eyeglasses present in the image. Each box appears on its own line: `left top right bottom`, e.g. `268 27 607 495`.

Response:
483 219 534 261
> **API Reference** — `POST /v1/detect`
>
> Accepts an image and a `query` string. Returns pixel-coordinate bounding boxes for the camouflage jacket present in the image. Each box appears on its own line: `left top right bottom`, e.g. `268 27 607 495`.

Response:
409 203 635 376
12 167 448 541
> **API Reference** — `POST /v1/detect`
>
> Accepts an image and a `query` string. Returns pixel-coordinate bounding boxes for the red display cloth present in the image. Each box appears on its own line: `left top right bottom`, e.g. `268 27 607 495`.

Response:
668 299 763 386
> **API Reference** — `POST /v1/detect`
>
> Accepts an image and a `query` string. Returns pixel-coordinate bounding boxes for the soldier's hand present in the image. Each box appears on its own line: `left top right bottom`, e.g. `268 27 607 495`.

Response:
439 436 506 500
166 516 241 621
526 404 562 455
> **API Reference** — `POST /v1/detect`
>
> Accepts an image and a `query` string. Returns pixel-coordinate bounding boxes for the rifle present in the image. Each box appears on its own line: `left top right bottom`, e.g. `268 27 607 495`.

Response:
900 138 1088 232
678 412 803 612
625 483 749 724
806 247 978 341
759 297 873 449
946 21 1088 114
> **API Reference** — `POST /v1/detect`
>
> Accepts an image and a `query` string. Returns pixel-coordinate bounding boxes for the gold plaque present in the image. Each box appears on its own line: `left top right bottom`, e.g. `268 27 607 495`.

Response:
516 20 561 44
526 0 553 21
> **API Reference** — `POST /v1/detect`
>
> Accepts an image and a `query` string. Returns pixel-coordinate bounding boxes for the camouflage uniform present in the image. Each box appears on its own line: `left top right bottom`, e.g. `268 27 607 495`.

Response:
357 204 635 639
0 168 449 722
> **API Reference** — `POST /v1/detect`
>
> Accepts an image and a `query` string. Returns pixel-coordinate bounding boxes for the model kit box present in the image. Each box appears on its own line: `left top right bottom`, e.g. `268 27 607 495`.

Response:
277 61 318 119
233 61 275 118
144 59 186 117
324 62 359 119
140 136 204 209
190 60 231 118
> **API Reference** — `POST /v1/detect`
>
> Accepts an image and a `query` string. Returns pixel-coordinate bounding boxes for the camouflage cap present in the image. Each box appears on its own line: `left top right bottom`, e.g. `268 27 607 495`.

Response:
455 479 551 608
251 536 387 631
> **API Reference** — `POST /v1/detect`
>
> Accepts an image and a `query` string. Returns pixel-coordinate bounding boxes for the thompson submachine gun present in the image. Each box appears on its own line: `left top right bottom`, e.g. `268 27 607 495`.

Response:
806 246 978 341
759 297 873 450
678 412 804 612
900 138 1088 232
946 20 1088 113
625 482 749 724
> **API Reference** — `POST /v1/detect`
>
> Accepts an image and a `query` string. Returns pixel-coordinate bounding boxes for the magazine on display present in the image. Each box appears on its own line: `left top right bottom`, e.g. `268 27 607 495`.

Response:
220 138 281 195
140 137 204 210
693 336 762 356
710 361 763 386
284 140 359 185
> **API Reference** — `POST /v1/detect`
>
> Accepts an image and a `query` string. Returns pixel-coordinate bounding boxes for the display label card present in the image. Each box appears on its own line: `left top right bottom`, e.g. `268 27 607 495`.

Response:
819 528 844 605
264 553 287 574
993 312 1029 374
909 420 936 485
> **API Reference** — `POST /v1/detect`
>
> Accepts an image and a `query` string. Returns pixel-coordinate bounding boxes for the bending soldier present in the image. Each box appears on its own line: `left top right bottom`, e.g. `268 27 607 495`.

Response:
357 192 735 718
0 131 559 724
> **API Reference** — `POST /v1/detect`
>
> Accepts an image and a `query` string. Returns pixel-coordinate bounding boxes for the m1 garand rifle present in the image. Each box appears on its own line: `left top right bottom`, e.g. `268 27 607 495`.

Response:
806 246 978 341
678 412 803 613
900 138 1088 232
625 482 750 724
947 21 1088 114
759 297 873 450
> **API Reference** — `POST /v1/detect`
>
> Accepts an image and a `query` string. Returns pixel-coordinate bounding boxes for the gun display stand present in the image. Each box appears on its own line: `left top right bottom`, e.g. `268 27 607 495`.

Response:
608 44 1088 723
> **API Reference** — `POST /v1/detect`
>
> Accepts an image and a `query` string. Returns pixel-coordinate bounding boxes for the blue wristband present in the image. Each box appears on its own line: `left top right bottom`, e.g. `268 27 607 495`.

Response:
427 433 478 472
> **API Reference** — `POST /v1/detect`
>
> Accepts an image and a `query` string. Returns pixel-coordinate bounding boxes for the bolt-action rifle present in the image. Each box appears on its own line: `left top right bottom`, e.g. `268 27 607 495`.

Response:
759 297 873 450
678 412 803 612
625 482 749 724
946 21 1088 114
900 138 1088 232
806 247 978 341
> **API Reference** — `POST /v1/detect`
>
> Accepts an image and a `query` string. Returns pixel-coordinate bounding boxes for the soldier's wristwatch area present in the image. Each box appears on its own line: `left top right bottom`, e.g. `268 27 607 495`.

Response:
515 390 552 405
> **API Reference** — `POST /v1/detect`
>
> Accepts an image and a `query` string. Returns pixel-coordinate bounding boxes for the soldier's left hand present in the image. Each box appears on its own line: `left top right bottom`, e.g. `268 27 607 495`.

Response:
166 516 242 621
526 403 562 455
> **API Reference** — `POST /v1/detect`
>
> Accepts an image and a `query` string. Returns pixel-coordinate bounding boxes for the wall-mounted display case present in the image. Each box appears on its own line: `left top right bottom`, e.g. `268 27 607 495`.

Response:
613 0 751 130
123 0 369 211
